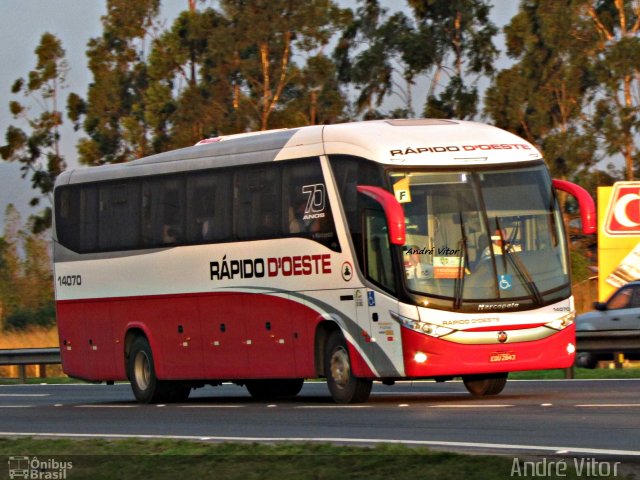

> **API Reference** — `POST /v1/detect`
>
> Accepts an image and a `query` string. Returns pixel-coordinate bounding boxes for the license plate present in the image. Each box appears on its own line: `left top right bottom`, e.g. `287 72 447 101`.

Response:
490 351 517 362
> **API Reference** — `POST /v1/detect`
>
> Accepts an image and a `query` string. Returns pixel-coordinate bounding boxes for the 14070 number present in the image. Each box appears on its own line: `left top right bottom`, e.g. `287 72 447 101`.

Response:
57 275 82 287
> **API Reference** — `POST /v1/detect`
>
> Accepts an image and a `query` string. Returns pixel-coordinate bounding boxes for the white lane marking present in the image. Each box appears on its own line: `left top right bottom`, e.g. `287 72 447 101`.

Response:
180 405 245 408
576 404 640 408
0 432 638 457
0 394 50 397
295 405 371 409
429 405 513 408
373 392 468 396
75 405 138 408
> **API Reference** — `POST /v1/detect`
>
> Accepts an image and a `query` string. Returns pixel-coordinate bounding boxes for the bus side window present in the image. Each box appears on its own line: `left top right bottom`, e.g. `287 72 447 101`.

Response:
56 187 77 251
78 187 98 252
283 158 340 252
363 206 396 293
186 170 232 243
235 166 281 240
141 177 185 247
329 155 386 265
98 182 140 251
55 186 99 253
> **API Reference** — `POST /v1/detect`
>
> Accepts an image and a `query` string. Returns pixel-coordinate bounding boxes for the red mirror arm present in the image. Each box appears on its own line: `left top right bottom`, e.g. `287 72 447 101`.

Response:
356 186 406 245
552 179 596 235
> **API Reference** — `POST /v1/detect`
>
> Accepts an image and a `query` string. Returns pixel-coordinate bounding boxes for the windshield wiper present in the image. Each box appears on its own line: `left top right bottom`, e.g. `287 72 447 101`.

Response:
453 209 470 310
495 217 543 306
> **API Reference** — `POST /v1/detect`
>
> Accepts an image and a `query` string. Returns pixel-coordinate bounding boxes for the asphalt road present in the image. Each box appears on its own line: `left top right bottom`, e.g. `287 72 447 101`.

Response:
1 379 639 460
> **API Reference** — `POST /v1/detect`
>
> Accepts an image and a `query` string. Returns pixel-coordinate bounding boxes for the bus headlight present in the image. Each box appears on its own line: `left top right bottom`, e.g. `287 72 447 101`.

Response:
545 312 576 331
390 311 456 338
414 352 428 363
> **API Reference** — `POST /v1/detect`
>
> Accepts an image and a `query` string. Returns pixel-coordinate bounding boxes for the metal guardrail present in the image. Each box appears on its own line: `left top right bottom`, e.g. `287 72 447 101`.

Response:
0 348 61 383
576 330 640 353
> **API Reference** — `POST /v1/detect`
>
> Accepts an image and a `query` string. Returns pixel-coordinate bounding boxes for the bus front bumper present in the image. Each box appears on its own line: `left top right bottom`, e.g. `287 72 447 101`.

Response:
401 323 576 377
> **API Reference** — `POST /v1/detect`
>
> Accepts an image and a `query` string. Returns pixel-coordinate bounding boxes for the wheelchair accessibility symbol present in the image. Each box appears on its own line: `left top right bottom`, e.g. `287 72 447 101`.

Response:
498 274 513 290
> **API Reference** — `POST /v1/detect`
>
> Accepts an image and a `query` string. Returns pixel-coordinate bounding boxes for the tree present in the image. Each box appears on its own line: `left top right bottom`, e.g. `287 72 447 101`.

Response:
0 206 21 328
145 6 238 149
586 0 640 180
484 0 599 180
0 33 68 232
0 205 54 331
410 0 498 119
333 1 405 118
334 0 497 119
220 0 348 131
68 0 161 165
143 0 348 150
280 53 348 126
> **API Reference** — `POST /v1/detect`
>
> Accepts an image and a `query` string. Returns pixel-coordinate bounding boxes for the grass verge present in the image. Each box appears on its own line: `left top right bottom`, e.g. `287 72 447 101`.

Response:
0 438 634 480
509 367 640 380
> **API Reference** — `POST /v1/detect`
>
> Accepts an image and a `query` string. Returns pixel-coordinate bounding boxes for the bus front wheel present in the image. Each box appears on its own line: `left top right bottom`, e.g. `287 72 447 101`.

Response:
128 336 172 403
462 373 508 396
324 331 372 403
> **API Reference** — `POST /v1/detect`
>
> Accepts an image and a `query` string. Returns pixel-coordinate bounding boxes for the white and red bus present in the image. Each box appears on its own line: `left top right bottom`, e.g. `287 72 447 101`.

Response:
53 119 595 403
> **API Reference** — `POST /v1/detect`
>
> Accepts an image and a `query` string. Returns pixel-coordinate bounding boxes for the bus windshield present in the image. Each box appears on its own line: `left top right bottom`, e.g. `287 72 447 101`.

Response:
391 164 569 306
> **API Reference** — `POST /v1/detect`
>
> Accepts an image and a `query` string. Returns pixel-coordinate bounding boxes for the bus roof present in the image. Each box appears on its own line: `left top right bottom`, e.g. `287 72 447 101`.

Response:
56 119 542 186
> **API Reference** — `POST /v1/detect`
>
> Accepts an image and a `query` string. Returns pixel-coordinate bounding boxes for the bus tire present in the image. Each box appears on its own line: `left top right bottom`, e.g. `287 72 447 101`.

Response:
128 336 170 404
245 379 304 399
324 330 372 404
462 373 508 396
575 352 598 369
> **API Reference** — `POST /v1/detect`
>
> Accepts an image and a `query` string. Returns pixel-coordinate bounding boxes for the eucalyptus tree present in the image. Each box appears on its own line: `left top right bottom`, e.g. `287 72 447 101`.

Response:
587 0 640 180
484 0 599 180
144 0 348 150
144 6 235 150
67 0 161 165
334 0 497 119
0 205 54 330
0 33 68 232
220 0 343 130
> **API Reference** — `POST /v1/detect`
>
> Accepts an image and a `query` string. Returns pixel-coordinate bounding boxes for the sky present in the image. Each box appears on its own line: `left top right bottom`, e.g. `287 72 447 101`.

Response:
0 0 519 229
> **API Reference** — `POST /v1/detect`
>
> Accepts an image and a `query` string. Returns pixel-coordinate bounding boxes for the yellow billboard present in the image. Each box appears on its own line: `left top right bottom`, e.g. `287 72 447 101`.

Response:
597 182 640 301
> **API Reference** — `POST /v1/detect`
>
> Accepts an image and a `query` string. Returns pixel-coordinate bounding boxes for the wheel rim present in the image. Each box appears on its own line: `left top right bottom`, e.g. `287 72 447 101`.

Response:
134 351 151 391
330 346 351 390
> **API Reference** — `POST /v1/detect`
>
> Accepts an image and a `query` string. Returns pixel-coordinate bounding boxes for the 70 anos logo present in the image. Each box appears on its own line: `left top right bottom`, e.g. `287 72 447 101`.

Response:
301 184 326 220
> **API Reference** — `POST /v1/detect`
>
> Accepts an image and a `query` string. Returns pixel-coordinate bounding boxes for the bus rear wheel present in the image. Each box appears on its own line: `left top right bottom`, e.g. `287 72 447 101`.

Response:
324 331 372 404
462 373 508 396
245 379 304 399
128 336 173 403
